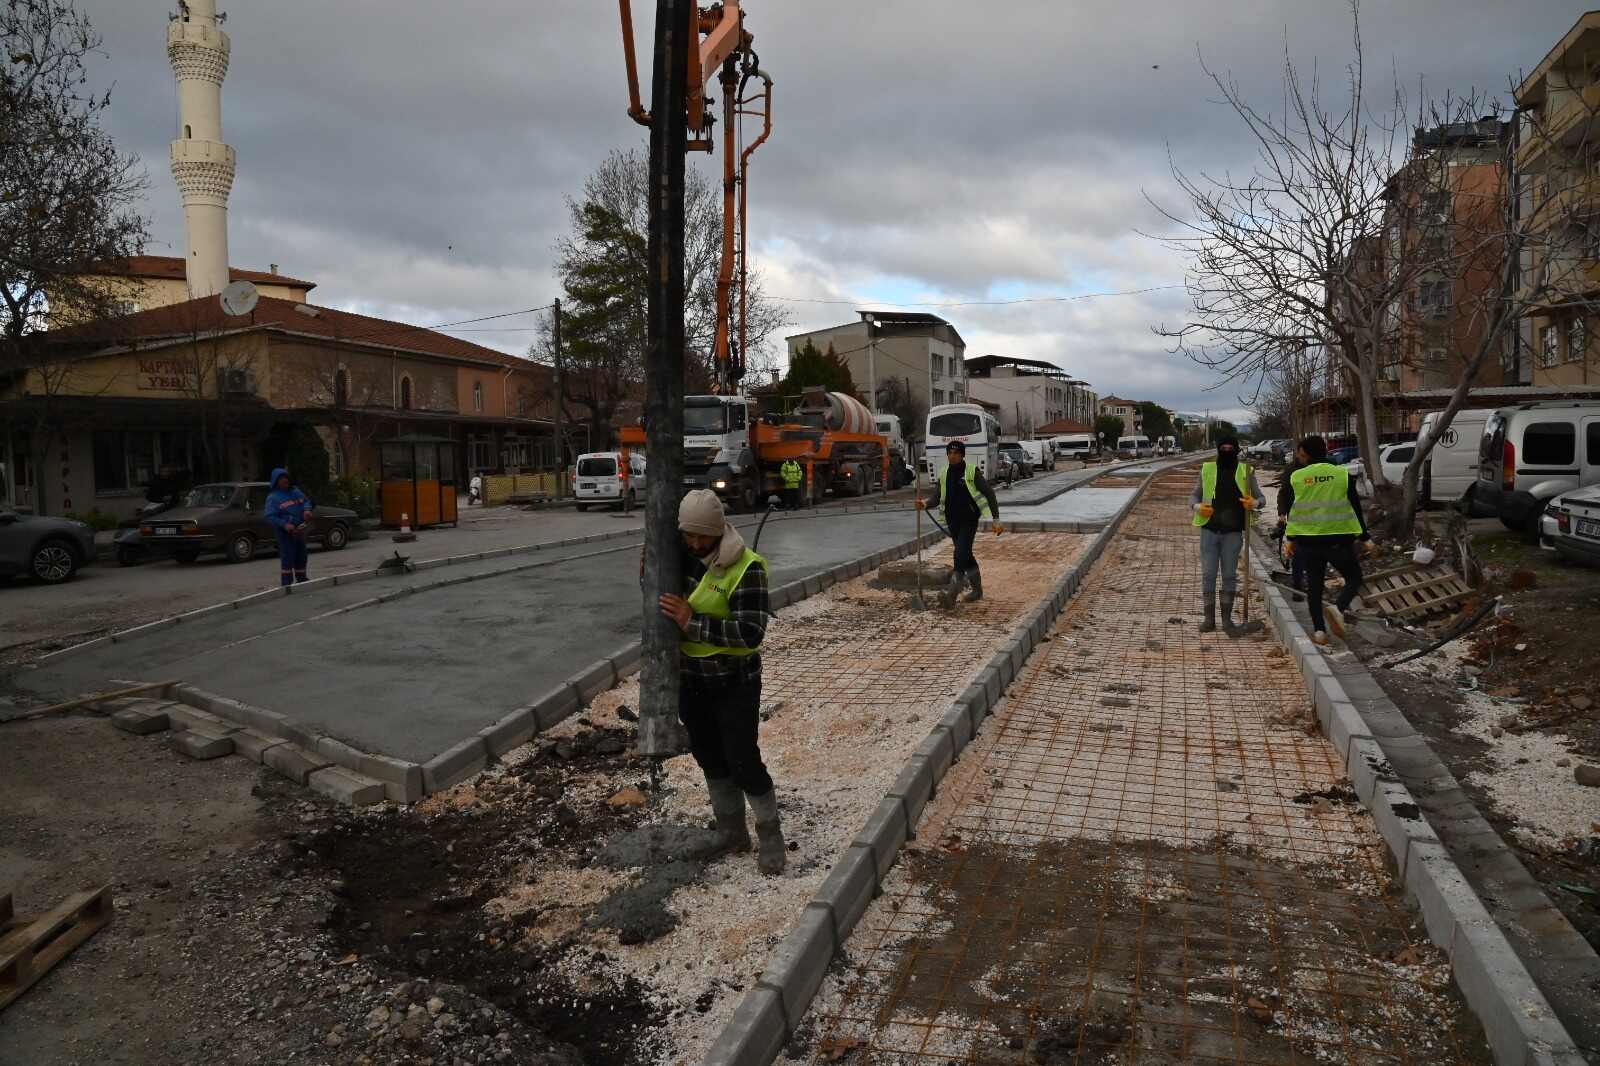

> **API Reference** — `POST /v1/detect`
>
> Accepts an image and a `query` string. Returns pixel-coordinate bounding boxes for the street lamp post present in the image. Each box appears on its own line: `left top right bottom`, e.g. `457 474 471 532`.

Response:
862 313 879 413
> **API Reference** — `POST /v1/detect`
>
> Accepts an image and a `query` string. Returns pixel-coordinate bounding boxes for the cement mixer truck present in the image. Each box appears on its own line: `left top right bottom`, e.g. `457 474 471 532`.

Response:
619 387 890 511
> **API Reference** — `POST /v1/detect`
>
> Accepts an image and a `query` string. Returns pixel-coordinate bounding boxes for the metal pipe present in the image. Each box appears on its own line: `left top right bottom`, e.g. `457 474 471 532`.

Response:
736 67 772 384
618 0 652 125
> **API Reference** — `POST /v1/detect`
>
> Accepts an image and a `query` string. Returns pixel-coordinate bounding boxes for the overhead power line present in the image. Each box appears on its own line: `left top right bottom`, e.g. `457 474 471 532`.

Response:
764 284 1185 309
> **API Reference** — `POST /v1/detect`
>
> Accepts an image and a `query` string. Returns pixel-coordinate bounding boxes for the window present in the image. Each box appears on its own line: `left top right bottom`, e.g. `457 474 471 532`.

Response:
1521 421 1575 466
468 438 494 471
334 368 349 407
399 375 413 410
93 431 161 493
473 380 484 413
1539 326 1560 369
930 355 943 377
932 389 944 406
1588 422 1600 465
1567 317 1588 363
184 124 191 139
928 411 981 437
577 457 618 477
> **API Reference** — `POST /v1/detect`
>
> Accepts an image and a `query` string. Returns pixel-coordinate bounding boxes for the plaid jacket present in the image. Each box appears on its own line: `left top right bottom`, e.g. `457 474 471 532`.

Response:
679 547 769 687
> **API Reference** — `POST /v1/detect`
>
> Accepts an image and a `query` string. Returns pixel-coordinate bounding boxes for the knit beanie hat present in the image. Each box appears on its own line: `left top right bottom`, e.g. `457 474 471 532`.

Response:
678 489 726 536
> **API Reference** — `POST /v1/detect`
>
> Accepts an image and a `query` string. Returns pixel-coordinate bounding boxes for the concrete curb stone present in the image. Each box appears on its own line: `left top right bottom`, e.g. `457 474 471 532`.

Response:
421 736 489 793
701 986 788 1066
756 905 838 1034
263 742 333 786
810 845 879 945
231 728 288 763
915 730 955 783
1245 529 1584 1066
110 705 172 735
886 757 935 830
478 708 538 758
169 728 234 760
307 765 386 807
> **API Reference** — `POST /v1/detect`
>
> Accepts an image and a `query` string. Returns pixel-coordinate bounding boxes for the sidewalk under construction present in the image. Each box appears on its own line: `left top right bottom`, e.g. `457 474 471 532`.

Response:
795 468 1496 1063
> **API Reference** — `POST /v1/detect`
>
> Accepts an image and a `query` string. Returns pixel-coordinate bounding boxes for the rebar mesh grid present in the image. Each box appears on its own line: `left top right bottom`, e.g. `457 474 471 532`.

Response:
801 471 1492 1065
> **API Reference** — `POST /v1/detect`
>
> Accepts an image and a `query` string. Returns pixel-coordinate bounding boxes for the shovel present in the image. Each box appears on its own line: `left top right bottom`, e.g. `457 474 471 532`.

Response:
910 467 929 611
1232 513 1266 637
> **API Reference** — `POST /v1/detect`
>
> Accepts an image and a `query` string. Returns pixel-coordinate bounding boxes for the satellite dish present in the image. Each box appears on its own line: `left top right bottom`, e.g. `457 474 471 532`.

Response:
220 280 259 317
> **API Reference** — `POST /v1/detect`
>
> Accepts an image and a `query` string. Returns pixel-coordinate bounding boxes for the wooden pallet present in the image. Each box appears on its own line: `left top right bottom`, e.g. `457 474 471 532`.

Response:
1360 564 1474 622
0 886 113 1013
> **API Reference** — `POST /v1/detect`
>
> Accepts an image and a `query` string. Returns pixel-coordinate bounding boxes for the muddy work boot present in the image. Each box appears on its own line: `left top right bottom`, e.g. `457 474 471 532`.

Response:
747 790 787 875
939 570 965 609
706 778 751 854
1220 591 1243 638
964 570 984 603
1199 594 1217 633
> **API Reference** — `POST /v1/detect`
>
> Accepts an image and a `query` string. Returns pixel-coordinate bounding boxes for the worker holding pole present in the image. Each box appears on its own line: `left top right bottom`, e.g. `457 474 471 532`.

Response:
1189 436 1264 636
656 489 787 874
1282 435 1375 646
917 440 1002 607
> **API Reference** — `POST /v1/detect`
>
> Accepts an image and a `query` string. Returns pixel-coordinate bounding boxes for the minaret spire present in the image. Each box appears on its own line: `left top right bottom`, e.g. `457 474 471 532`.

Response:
168 0 234 299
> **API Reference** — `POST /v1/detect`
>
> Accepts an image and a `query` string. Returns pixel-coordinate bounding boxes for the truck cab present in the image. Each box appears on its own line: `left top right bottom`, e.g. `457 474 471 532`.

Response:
683 395 758 507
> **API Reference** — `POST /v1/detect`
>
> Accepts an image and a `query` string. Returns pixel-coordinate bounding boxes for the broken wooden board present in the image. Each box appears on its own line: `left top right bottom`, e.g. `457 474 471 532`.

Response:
0 885 113 1013
1360 563 1474 622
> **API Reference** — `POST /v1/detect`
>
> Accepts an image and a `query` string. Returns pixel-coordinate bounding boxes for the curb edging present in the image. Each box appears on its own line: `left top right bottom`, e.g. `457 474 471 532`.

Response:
702 465 1168 1066
1244 529 1587 1066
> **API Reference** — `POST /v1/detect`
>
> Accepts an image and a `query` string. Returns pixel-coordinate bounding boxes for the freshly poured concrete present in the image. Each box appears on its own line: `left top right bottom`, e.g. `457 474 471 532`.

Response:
10 510 948 764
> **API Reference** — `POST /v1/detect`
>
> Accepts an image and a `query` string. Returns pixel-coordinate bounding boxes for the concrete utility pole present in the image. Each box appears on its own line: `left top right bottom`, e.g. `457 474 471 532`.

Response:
552 298 564 499
638 0 693 760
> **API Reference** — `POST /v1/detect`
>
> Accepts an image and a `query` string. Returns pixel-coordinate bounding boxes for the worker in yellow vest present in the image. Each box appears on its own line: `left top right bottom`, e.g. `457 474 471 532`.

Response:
1282 436 1376 645
656 489 786 874
780 458 803 510
917 439 1003 607
1190 436 1265 636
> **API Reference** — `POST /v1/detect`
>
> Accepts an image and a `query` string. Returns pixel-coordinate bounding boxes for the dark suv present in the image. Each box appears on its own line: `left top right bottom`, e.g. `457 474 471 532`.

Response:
138 482 357 564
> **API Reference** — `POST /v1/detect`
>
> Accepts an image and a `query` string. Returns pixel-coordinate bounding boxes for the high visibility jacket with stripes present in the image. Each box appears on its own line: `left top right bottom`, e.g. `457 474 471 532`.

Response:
937 463 993 521
1285 463 1363 537
1192 461 1253 528
680 548 766 659
781 460 803 488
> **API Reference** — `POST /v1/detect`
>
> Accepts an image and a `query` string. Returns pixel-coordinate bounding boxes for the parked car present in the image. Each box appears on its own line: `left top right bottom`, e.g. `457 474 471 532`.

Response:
1541 484 1600 566
1328 445 1362 466
1417 408 1494 512
1475 401 1600 537
572 451 646 511
0 510 97 584
137 482 357 564
1243 439 1284 460
998 443 1035 479
1018 439 1055 472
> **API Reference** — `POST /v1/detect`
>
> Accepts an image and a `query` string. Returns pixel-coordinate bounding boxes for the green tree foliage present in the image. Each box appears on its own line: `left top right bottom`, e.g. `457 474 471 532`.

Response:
1094 414 1124 443
259 421 331 500
776 341 856 407
1138 402 1173 440
1213 420 1240 441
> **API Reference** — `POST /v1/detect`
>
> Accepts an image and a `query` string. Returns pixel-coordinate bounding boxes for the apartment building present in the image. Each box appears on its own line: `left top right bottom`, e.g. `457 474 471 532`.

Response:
1098 396 1144 434
963 355 1097 437
785 312 967 413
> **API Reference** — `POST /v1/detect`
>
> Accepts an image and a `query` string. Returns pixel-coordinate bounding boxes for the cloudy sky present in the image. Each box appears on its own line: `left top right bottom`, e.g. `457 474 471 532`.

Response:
80 1 1581 423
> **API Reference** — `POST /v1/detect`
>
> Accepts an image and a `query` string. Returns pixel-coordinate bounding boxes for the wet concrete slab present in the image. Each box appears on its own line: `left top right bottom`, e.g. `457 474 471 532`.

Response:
8 510 945 764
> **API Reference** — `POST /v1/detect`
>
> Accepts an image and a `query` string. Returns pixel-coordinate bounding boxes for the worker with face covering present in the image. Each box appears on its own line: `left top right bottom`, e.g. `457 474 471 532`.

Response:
1190 437 1264 636
656 489 786 874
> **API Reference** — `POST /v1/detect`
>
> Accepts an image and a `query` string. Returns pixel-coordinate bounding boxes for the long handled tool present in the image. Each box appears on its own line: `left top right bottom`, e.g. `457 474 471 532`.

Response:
2 680 181 726
912 465 927 610
1235 518 1266 636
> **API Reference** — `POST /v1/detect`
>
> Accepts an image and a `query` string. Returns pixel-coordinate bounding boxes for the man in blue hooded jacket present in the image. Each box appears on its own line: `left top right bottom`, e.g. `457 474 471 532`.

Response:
264 468 313 586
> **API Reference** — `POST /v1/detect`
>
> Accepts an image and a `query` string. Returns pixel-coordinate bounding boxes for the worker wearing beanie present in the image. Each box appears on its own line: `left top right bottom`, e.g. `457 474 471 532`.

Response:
1190 436 1264 635
918 439 1003 607
1282 435 1375 645
656 489 786 874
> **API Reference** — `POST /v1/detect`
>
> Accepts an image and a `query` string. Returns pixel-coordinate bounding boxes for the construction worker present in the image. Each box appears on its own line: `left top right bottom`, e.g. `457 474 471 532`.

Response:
917 440 1003 607
656 489 786 874
264 468 313 586
1274 449 1308 592
1190 436 1264 636
1282 435 1375 645
780 458 803 510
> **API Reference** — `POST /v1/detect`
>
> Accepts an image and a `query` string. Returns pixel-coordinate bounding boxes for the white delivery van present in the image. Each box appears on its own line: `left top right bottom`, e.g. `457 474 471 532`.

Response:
1018 440 1055 471
1116 435 1154 459
1051 434 1098 460
1475 401 1600 535
572 451 645 511
1415 408 1494 511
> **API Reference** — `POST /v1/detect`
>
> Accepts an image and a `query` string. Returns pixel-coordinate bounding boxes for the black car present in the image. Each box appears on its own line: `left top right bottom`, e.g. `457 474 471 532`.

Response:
137 482 356 564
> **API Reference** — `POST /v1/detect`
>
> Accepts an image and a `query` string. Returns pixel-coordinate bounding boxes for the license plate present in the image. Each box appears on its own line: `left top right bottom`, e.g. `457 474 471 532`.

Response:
155 526 177 537
682 477 697 486
579 481 595 490
1578 518 1600 540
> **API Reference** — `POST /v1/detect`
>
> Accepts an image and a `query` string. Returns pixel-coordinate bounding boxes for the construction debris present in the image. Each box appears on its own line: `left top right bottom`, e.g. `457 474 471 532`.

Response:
0 887 114 1013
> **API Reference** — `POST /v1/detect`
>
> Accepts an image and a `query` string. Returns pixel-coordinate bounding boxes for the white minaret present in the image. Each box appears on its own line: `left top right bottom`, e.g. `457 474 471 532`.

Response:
168 0 235 299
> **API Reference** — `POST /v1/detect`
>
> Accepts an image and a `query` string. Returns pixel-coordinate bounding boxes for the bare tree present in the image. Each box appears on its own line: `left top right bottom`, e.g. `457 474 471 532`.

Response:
1 0 147 372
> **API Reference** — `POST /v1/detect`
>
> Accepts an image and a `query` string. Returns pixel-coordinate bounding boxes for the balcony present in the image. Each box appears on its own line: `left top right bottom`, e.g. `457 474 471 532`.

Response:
1517 82 1600 171
1528 172 1600 232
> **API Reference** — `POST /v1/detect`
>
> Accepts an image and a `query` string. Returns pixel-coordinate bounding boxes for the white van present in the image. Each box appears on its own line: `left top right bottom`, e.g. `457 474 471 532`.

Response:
1475 401 1600 535
1051 434 1098 460
1416 408 1494 511
926 404 1002 483
1018 440 1055 471
1116 435 1154 459
573 451 646 511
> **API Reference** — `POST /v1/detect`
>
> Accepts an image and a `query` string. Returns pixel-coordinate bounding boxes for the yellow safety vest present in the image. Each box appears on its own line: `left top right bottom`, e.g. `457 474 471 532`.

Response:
781 461 802 489
680 548 766 659
937 463 994 521
1193 461 1252 527
1285 463 1363 537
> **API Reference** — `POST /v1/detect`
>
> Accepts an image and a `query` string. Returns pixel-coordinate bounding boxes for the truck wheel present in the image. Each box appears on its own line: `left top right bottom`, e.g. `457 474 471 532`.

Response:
739 479 759 514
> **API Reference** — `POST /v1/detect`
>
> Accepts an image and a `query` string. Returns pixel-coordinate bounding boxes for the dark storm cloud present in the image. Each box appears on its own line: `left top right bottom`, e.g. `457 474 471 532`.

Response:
80 1 1579 419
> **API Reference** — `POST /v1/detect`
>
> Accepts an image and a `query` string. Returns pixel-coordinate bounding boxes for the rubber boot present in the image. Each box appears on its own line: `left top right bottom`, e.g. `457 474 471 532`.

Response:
1221 591 1243 638
706 777 751 854
964 569 984 603
939 570 964 609
747 789 787 875
1199 593 1216 633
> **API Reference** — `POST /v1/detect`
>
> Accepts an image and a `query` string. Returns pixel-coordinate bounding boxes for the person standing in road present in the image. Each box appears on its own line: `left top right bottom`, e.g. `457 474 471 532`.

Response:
780 458 803 511
1282 436 1375 645
656 489 787 875
1190 436 1264 636
264 467 313 587
918 439 1003 607
1274 447 1308 593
